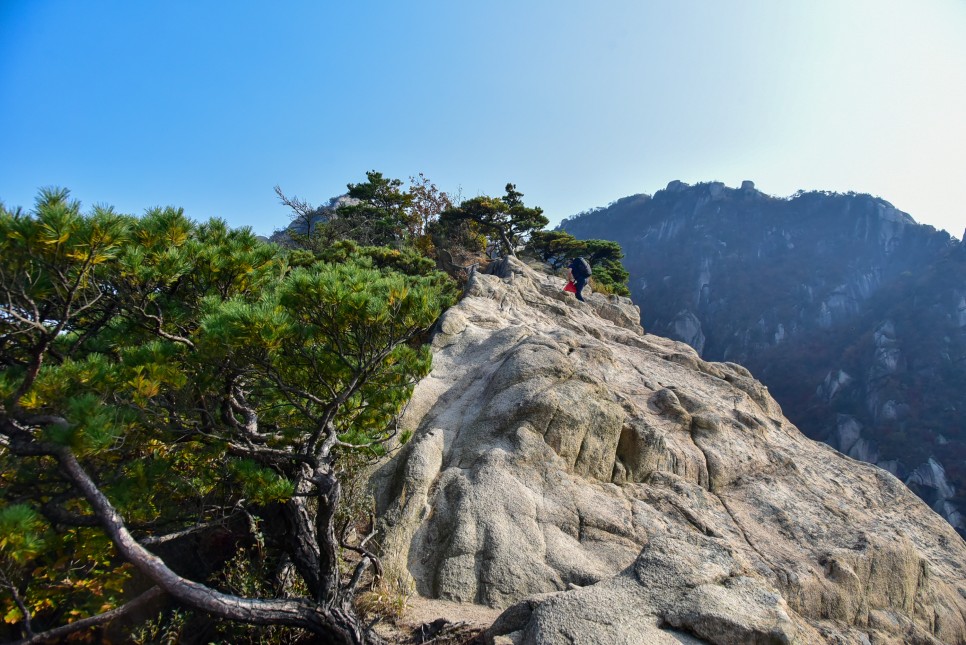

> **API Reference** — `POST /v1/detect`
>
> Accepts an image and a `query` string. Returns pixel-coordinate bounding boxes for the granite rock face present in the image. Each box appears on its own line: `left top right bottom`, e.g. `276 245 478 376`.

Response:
371 257 966 645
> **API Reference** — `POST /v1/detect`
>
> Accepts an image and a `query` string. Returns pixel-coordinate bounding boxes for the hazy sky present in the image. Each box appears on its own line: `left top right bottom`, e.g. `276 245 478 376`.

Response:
1 1 964 238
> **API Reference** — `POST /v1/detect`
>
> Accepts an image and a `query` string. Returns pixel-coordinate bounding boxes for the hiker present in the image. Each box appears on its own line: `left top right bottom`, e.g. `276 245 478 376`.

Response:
566 256 592 302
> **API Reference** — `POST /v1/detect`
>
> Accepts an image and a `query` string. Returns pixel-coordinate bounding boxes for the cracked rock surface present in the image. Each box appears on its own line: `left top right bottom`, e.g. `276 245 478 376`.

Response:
371 257 966 644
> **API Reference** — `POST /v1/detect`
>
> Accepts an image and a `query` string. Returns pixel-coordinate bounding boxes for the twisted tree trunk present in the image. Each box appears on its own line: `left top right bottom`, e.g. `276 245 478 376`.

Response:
6 431 381 644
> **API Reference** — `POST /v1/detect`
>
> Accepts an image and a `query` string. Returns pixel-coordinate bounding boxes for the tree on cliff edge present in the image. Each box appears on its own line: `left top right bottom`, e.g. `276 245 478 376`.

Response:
0 190 452 643
525 231 630 296
439 183 548 257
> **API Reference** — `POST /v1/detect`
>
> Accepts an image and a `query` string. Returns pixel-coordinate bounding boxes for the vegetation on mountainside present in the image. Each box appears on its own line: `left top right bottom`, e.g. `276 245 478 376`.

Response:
277 173 630 297
275 172 486 283
438 183 548 258
0 172 631 643
274 171 418 251
0 189 454 643
761 246 966 510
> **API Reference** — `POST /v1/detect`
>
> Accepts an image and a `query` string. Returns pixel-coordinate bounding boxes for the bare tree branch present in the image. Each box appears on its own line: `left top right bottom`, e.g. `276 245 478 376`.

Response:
0 570 33 639
138 515 238 547
343 525 383 594
275 186 323 239
130 301 196 349
224 442 318 469
274 186 315 221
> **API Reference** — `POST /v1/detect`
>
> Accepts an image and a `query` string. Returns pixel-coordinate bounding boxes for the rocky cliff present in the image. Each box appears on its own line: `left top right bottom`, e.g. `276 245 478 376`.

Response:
558 182 966 535
371 257 966 644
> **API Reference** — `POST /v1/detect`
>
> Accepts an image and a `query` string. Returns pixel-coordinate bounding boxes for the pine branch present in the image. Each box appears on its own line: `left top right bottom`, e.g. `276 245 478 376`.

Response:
0 570 33 639
131 301 196 349
11 586 164 645
138 516 238 547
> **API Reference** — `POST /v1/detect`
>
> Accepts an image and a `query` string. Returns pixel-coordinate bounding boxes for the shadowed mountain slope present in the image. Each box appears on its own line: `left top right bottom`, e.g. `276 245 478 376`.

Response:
559 181 966 535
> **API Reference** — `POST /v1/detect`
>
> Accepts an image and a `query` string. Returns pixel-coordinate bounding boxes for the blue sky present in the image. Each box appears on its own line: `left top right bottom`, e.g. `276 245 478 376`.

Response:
1 1 964 238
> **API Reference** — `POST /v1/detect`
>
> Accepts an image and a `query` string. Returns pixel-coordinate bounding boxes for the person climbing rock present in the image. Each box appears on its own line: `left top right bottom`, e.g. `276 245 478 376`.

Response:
566 256 592 302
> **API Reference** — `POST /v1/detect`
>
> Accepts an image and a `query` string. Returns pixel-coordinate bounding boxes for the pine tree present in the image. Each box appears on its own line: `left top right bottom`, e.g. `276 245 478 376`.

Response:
439 183 548 257
336 171 415 247
526 230 585 270
0 189 454 643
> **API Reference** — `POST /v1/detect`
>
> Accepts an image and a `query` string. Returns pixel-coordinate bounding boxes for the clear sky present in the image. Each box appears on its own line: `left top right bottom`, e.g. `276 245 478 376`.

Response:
1 1 964 239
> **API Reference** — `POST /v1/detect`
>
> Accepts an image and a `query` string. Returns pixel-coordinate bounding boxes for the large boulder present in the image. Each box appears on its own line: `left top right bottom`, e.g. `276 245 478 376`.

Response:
371 257 966 644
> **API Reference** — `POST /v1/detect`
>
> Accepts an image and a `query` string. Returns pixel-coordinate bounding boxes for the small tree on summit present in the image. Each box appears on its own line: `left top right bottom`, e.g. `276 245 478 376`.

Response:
408 173 453 239
336 171 415 247
527 230 585 270
524 231 630 296
582 238 623 265
582 239 630 295
439 183 548 257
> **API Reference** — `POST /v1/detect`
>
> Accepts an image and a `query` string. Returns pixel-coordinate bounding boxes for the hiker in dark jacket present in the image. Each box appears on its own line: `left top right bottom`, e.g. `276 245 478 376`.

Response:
567 256 592 302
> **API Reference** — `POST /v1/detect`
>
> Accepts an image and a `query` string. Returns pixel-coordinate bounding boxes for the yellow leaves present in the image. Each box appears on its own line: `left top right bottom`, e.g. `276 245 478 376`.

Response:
386 285 410 309
17 389 43 410
0 527 133 628
143 438 173 460
3 605 24 624
0 575 116 622
120 357 187 404
127 372 161 401
40 597 61 614
39 222 71 246
139 227 189 250
64 575 106 597
64 247 102 265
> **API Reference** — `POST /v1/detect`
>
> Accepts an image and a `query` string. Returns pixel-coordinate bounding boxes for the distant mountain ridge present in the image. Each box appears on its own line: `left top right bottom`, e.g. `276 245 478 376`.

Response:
559 180 966 534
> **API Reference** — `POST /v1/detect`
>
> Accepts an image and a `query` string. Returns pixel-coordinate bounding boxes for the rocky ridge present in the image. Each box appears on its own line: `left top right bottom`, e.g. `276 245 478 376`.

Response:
372 257 966 644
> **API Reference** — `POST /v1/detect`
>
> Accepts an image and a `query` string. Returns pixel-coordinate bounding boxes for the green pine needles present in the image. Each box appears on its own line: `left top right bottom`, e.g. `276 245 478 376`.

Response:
0 189 455 643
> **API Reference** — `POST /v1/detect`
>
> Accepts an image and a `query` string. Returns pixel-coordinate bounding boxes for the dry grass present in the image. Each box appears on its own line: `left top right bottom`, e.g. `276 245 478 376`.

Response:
355 563 416 623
